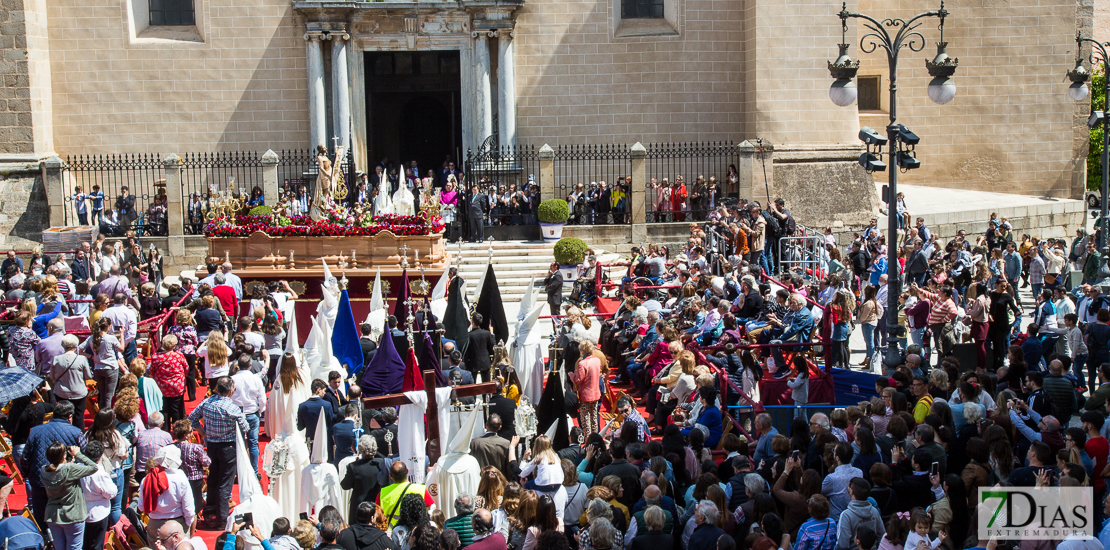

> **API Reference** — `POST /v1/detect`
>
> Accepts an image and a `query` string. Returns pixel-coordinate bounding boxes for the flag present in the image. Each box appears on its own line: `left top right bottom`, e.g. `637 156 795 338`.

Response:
402 347 424 393
535 368 569 450
474 263 509 345
443 276 470 355
332 289 364 377
359 325 405 397
393 268 411 331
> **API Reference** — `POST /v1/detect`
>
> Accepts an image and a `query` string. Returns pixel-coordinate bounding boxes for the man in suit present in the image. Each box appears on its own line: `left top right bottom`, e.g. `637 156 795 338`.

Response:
297 379 335 446
440 340 457 372
370 407 399 458
332 403 361 466
464 313 496 382
325 371 347 417
444 350 473 385
467 184 487 242
439 161 460 189
544 262 563 330
487 381 517 439
470 415 511 474
359 323 378 366
448 369 476 405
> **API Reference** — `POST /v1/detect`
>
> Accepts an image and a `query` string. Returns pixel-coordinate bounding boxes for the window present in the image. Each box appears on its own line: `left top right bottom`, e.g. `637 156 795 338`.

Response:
149 0 194 26
622 0 664 19
858 76 882 111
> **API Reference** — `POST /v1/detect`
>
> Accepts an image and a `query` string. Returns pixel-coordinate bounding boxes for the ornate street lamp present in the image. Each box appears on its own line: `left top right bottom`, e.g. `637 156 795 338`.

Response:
828 2 958 369
1067 34 1110 287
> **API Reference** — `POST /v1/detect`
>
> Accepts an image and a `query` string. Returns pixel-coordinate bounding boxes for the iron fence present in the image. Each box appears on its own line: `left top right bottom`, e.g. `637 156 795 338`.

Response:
62 153 165 236
465 144 542 227
554 144 632 225
180 151 264 234
277 149 319 208
645 141 740 223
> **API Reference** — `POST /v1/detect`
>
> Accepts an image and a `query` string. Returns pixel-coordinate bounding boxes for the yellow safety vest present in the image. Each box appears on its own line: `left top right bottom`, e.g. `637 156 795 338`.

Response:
379 482 427 526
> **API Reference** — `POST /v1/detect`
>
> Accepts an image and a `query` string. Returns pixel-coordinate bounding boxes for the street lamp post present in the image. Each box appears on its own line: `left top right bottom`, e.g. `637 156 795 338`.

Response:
1066 34 1110 285
828 2 958 369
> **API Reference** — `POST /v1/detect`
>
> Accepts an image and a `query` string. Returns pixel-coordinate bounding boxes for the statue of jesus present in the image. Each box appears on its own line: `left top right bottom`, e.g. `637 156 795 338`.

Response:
310 144 344 221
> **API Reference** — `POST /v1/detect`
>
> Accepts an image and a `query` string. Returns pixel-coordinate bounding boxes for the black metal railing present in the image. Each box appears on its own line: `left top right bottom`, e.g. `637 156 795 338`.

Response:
180 151 264 234
465 144 541 227
554 144 632 225
63 153 165 235
645 141 740 224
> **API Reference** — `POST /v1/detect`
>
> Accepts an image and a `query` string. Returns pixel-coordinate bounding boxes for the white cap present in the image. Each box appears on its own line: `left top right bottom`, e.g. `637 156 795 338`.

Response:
153 445 182 471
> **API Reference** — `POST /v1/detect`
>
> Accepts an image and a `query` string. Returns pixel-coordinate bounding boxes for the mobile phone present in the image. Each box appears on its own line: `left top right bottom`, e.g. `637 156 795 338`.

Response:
299 512 308 521
792 450 800 461
242 513 253 529
931 462 939 476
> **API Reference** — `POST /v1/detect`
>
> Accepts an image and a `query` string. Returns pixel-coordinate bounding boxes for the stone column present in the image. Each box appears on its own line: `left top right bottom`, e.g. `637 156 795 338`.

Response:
630 143 647 243
737 140 774 205
539 144 554 202
163 154 185 256
305 31 327 150
473 31 493 142
330 32 351 152
496 30 516 147
42 155 65 228
262 149 280 205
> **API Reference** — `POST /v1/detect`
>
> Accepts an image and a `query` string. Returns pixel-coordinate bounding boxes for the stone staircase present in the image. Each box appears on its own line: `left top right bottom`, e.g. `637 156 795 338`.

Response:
450 240 556 304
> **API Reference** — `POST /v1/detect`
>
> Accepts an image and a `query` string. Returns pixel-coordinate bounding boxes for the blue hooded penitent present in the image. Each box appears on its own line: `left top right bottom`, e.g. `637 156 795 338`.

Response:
332 289 365 376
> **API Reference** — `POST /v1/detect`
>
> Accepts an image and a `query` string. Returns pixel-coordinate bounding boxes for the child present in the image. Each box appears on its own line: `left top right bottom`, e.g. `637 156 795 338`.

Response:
856 526 878 550
877 511 912 550
89 184 104 226
902 508 945 550
72 281 92 318
787 355 809 418
1064 313 1091 389
518 435 566 520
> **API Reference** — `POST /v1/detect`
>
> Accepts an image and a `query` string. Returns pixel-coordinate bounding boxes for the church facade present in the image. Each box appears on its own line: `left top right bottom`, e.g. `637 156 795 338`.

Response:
0 0 1092 199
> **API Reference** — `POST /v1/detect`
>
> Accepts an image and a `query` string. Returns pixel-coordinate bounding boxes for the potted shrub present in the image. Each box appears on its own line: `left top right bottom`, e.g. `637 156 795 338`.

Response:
537 198 570 242
553 237 588 286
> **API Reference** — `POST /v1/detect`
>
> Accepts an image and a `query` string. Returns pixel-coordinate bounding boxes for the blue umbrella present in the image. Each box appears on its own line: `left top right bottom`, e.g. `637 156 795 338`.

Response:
0 367 42 403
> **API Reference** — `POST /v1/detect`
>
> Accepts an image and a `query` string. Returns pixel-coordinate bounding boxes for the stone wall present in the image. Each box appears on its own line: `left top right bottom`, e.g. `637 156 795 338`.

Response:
0 167 49 248
44 0 308 154
0 0 52 156
856 0 1089 199
772 145 881 229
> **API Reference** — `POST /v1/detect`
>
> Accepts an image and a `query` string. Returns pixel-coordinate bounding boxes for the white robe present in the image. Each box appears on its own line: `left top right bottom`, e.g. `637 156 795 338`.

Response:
510 304 546 405
425 453 481 514
397 390 428 484
393 185 415 216
337 455 358 521
229 429 283 547
299 460 343 516
263 374 312 523
373 187 393 216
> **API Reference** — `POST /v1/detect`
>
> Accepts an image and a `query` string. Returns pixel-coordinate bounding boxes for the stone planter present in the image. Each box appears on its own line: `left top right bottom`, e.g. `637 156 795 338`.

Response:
559 264 578 288
539 222 565 242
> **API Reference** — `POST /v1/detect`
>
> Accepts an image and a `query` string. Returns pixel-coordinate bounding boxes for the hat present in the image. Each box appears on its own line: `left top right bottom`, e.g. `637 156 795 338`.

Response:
153 445 182 471
8 273 24 287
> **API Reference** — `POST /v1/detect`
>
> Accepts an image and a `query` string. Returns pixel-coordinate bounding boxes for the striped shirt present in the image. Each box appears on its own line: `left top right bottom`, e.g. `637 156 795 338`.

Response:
916 288 958 325
174 440 211 481
794 518 837 550
188 395 248 443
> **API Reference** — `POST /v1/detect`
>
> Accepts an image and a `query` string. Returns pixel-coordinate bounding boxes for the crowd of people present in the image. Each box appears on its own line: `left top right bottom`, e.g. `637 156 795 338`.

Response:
72 186 168 237
18 191 1110 550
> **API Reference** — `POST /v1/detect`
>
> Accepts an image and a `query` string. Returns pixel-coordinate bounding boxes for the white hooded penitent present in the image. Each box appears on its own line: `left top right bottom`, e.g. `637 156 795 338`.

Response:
298 409 342 516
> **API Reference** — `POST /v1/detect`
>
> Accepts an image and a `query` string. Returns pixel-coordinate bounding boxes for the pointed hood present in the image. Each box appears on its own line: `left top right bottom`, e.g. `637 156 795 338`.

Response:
359 323 405 397
474 264 509 345
332 289 364 376
514 303 544 345
370 268 384 311
310 410 329 464
303 315 324 372
430 261 450 321
447 405 482 455
518 275 537 321
535 368 569 450
544 420 559 440
393 268 411 331
322 258 334 287
285 309 301 357
402 346 424 393
443 276 470 355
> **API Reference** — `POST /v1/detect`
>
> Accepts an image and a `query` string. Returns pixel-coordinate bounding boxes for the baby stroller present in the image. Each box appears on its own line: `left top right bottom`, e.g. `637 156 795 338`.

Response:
0 515 44 550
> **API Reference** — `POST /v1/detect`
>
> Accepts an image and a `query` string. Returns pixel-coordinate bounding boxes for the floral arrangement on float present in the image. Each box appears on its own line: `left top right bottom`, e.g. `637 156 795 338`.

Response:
205 203 445 238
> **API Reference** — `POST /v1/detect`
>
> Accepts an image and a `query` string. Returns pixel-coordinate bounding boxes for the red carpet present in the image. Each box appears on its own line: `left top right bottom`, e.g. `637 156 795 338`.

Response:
5 388 272 547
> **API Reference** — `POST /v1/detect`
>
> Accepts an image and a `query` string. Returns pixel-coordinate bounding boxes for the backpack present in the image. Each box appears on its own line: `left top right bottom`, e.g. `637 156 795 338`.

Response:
763 212 782 239
781 213 797 237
